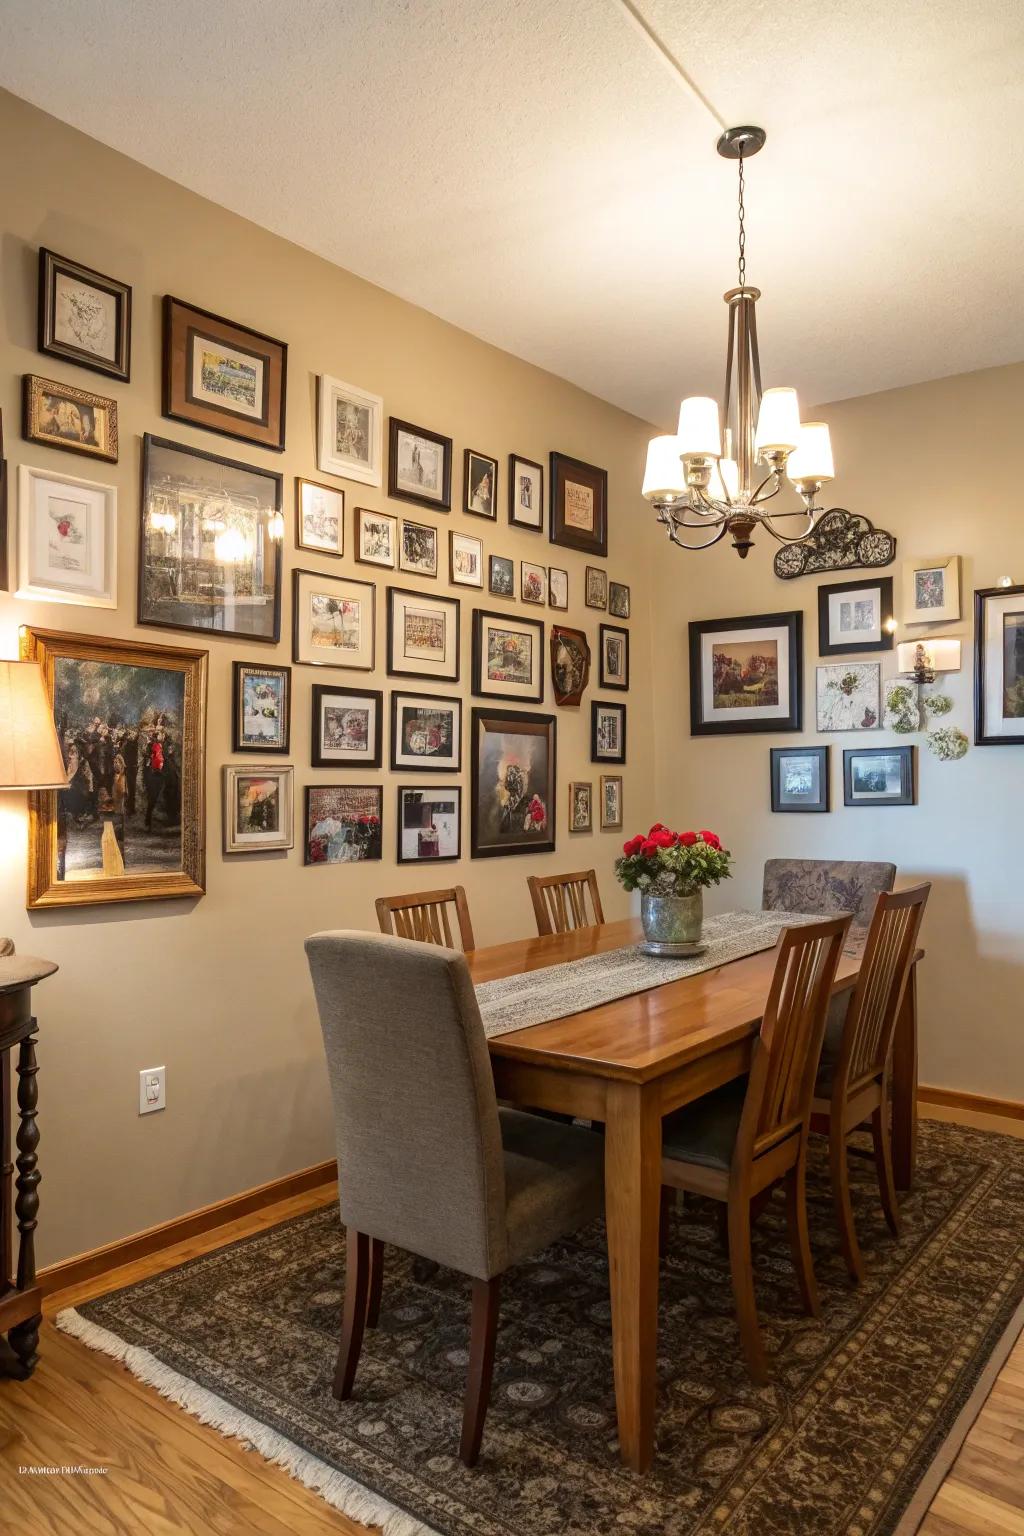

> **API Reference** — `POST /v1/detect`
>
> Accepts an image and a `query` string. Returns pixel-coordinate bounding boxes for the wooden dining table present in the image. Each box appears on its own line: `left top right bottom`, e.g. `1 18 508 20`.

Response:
466 916 920 1474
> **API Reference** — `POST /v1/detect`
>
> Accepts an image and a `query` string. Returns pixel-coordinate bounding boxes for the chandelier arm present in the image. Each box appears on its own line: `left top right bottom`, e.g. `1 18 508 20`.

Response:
747 297 763 406
673 502 729 529
722 300 736 453
750 468 783 505
757 509 818 545
664 515 730 552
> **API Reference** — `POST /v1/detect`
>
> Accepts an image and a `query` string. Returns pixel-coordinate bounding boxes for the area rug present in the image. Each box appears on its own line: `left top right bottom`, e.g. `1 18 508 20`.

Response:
58 1121 1024 1536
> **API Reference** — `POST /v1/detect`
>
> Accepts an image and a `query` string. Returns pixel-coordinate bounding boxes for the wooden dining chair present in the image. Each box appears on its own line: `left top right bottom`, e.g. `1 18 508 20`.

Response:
375 885 476 951
810 884 930 1282
527 870 605 937
660 914 850 1383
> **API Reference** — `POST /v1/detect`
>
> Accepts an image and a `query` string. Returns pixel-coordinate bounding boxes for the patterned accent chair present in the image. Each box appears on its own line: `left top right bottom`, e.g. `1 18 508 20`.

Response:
761 859 897 940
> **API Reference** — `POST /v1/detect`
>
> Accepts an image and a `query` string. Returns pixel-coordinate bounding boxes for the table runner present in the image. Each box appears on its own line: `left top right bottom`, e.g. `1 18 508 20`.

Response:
475 908 822 1038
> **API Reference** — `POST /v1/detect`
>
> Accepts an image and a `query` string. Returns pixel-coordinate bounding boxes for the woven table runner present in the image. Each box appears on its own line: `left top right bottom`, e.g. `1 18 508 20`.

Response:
475 909 821 1038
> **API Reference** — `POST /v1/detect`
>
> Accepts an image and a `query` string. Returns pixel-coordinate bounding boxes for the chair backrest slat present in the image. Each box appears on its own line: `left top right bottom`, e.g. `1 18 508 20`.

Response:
528 870 605 936
375 886 476 951
840 884 930 1090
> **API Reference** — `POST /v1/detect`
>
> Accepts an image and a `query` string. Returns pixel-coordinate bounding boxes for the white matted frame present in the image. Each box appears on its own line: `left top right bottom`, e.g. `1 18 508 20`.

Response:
223 764 294 853
902 555 961 625
17 463 116 608
317 375 383 487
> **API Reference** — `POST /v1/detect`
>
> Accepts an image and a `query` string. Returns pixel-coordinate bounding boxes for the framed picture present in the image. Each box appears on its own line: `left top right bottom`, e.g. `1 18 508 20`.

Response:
689 611 803 736
17 464 117 608
569 781 593 832
470 707 556 858
38 248 131 382
389 418 452 510
312 685 382 767
23 626 207 909
549 452 608 558
488 554 514 598
464 450 498 519
293 569 375 669
818 576 894 656
0 411 8 592
815 662 881 731
162 297 287 452
449 530 483 588
397 785 462 863
391 690 462 772
472 609 544 703
592 700 626 763
508 453 543 531
550 624 591 706
305 784 383 864
600 773 623 830
975 584 1024 746
843 746 915 808
609 581 631 620
23 374 118 463
585 566 607 610
223 765 294 853
770 746 830 814
903 555 961 625
521 560 547 605
399 518 438 577
232 662 291 754
600 623 629 690
355 506 397 568
139 434 282 642
296 478 344 558
549 567 568 610
387 586 460 682
317 375 383 486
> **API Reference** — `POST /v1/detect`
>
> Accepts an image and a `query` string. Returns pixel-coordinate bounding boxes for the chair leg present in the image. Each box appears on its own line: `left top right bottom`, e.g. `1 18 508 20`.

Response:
871 1104 902 1237
726 1196 768 1384
659 1186 675 1258
366 1237 384 1328
830 1125 865 1284
785 1152 820 1318
333 1228 370 1400
716 1201 730 1256
460 1275 501 1467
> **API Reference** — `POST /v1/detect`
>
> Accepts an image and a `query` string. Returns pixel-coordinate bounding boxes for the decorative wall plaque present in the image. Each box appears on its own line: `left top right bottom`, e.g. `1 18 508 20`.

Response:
773 508 897 580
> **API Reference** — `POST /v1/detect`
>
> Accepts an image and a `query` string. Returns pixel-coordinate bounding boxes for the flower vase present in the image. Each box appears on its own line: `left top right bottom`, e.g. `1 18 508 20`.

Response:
640 889 704 950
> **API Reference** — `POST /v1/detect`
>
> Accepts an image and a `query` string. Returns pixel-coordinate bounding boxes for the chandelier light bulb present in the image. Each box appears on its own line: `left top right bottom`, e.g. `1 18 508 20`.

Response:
677 396 722 459
707 456 739 502
642 436 687 502
214 526 250 564
754 387 801 455
787 421 835 485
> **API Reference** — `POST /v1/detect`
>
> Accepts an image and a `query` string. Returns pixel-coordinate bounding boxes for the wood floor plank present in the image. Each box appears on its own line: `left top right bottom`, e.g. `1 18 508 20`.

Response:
922 1481 1024 1536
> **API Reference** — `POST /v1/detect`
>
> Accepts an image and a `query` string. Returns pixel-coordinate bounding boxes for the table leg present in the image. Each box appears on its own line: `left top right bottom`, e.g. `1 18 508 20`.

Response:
10 1035 41 1375
604 1079 662 1473
891 965 918 1192
1 1051 11 1292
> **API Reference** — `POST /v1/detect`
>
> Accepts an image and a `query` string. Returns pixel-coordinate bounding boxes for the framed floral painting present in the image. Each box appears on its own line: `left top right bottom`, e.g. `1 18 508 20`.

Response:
17 463 117 608
815 662 881 732
470 707 556 858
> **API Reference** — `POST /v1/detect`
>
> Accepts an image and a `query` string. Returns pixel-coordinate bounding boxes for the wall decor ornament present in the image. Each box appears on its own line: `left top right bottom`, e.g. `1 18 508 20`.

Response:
17 463 117 609
818 575 894 656
23 374 118 463
390 690 462 772
397 784 462 862
311 685 383 768
770 745 830 813
222 765 294 854
975 585 1024 746
38 248 132 382
600 773 623 830
162 297 287 452
550 624 591 706
772 508 897 579
317 375 383 486
815 662 881 732
689 611 803 736
569 781 593 832
232 661 291 754
296 478 344 557
470 706 556 858
903 555 961 625
387 586 460 682
549 451 608 558
843 745 916 807
472 608 544 703
884 682 921 735
293 569 375 669
508 454 543 532
464 450 498 519
591 699 626 763
927 726 969 761
389 417 452 511
304 783 382 864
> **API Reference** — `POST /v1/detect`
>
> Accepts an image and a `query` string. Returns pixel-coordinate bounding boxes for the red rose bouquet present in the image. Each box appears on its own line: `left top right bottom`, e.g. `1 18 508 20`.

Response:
615 824 732 896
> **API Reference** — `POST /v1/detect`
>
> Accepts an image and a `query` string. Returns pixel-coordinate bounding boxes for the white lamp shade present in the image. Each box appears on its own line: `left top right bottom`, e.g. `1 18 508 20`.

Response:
707 456 740 501
642 435 686 500
0 661 68 790
755 387 801 454
788 420 835 483
677 396 721 459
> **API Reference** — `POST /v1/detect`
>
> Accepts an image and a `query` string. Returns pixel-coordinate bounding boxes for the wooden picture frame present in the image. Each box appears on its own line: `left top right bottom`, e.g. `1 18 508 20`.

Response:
355 506 397 568
23 373 118 463
162 296 287 451
488 554 515 598
38 247 131 382
591 700 626 763
843 745 916 807
388 417 452 511
293 569 375 669
222 765 294 853
609 581 630 620
232 661 291 754
311 685 383 768
399 518 438 577
975 584 1024 746
397 784 462 863
818 575 894 656
295 478 344 558
568 781 593 832
548 567 568 610
770 745 830 813
549 451 608 558
689 611 803 736
304 784 383 864
903 555 961 625
521 560 547 605
550 624 591 706
470 707 557 858
508 453 544 532
390 689 462 773
18 463 117 609
386 586 461 682
600 773 623 830
449 529 483 588
585 566 607 610
464 449 498 519
599 623 629 690
472 608 545 703
317 375 383 487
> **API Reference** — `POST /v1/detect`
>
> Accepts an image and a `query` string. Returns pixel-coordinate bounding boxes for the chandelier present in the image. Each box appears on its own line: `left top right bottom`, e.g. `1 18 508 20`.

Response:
642 126 835 558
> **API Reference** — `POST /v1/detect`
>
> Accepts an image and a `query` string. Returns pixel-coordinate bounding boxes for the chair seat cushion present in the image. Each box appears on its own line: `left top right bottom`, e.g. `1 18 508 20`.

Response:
814 989 851 1097
662 1076 749 1171
500 1109 604 1266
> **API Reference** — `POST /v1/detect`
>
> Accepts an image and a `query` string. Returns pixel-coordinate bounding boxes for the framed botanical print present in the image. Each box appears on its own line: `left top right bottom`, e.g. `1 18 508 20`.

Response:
232 662 291 754
904 555 961 625
293 569 375 669
389 418 452 511
139 435 283 642
521 560 546 605
464 450 498 519
689 612 803 736
17 464 117 608
472 609 544 703
317 375 383 486
548 567 568 610
770 746 830 814
387 586 460 682
585 566 607 610
450 530 483 588
305 784 383 864
600 773 623 830
355 506 397 568
311 685 383 768
23 626 207 909
390 690 462 772
843 746 915 807
975 584 1024 745
818 576 894 656
550 624 591 706
599 624 629 690
162 297 287 451
488 554 514 597
591 700 626 763
23 374 118 463
816 662 881 731
470 707 556 858
400 518 438 577
609 581 630 620
38 248 131 382
397 785 462 863
223 765 294 853
508 453 543 531
296 478 344 558
569 781 593 832
549 452 608 557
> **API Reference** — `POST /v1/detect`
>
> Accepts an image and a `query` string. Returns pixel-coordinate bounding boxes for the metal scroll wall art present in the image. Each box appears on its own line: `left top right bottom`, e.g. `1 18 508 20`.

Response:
773 508 897 580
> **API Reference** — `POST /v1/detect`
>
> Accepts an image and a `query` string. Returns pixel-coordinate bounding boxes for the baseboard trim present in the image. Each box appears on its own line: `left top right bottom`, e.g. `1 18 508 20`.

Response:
39 1158 337 1298
918 1085 1024 1122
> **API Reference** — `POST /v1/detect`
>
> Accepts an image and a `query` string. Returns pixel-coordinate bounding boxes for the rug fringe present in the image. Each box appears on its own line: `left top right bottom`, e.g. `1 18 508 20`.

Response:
55 1307 439 1536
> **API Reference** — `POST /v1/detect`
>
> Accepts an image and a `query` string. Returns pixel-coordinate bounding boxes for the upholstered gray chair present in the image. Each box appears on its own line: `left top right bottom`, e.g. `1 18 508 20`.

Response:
762 858 896 938
304 930 605 1467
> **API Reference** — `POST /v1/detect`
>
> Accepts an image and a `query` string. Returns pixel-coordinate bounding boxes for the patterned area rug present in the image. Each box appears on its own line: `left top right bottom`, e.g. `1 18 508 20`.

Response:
59 1122 1024 1536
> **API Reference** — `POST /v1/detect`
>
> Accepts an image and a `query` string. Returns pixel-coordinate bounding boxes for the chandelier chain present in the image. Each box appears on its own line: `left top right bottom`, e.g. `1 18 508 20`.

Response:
737 148 746 288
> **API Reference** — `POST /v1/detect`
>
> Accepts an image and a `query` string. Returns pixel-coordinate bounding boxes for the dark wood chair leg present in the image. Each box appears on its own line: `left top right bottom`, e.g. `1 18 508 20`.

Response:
871 1103 902 1237
726 1196 768 1384
658 1186 674 1258
459 1275 501 1468
716 1201 730 1256
829 1124 864 1283
785 1151 820 1318
366 1237 384 1328
333 1228 369 1401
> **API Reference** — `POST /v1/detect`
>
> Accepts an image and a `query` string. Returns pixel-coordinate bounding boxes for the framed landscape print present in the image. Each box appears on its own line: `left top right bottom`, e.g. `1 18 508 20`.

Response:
521 560 546 605
569 781 593 832
387 586 460 682
599 623 629 690
689 612 803 736
163 297 287 451
770 746 830 814
449 530 483 588
355 506 397 568
23 627 207 909
389 418 452 511
23 374 118 463
508 453 543 531
472 609 544 703
843 746 915 807
600 773 623 830
815 662 881 731
489 554 514 598
317 375 383 486
311 685 383 768
609 581 630 620
293 569 375 669
139 435 282 641
585 566 607 610
592 700 626 763
305 784 383 864
400 518 438 577
232 662 290 754
38 248 131 382
223 765 294 853
818 576 894 656
550 624 591 706
470 707 556 858
549 452 608 558
904 555 961 625
17 464 117 608
548 567 568 610
397 785 462 863
464 450 498 519
390 690 462 772
975 584 1024 745
296 478 344 558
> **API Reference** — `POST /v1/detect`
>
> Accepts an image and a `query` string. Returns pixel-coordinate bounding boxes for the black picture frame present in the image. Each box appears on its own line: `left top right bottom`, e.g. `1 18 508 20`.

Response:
38 247 132 383
390 689 463 772
508 453 544 532
232 661 291 755
688 611 803 736
471 608 545 703
311 685 383 769
293 568 376 670
591 700 627 764
396 784 463 863
386 586 461 682
303 784 383 865
975 585 1024 746
549 451 608 558
162 295 287 452
0 409 8 593
488 554 515 598
609 581 631 619
388 417 452 511
464 449 498 519
770 745 830 813
470 707 557 858
842 745 916 807
599 623 629 691
817 575 894 656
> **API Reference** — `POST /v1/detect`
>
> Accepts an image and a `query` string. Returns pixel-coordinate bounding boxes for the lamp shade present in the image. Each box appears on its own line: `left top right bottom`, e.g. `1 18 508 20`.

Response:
755 387 801 454
0 661 68 790
677 397 722 459
788 421 834 484
642 435 686 501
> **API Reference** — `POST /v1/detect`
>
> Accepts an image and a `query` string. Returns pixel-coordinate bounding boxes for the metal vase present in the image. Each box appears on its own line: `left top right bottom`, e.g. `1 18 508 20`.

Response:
640 889 703 946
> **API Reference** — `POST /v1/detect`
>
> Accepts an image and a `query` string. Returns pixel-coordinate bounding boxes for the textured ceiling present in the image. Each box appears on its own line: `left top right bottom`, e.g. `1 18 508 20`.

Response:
2 0 1022 424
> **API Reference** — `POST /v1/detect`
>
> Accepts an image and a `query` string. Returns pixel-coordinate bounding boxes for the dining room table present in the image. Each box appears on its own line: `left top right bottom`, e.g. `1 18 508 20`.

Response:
466 915 921 1474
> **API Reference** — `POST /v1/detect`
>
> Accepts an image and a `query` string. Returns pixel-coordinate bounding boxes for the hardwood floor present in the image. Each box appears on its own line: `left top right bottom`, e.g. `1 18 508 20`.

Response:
0 1113 1020 1536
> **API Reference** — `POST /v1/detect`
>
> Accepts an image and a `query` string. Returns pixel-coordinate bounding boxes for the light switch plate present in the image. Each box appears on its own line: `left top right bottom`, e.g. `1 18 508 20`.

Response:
139 1065 166 1115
